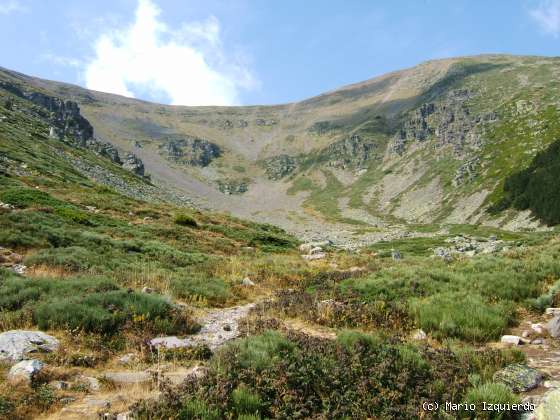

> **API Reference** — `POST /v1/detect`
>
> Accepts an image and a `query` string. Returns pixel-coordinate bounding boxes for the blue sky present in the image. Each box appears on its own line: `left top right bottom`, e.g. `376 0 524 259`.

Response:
0 0 558 106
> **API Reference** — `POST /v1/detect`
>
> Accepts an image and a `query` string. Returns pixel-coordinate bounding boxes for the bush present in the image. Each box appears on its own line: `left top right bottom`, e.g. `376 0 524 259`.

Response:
491 139 560 225
231 386 263 416
410 292 514 342
465 383 520 419
178 399 221 420
0 276 190 334
171 276 230 305
0 188 62 208
336 330 381 350
175 214 198 228
215 330 294 372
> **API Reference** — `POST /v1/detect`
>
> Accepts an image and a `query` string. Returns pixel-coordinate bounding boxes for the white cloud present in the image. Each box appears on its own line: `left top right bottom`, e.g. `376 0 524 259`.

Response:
0 0 26 15
83 0 257 106
530 0 560 37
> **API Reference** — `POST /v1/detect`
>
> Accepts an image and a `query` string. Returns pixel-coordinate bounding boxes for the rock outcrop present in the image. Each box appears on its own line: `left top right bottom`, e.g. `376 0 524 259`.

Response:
0 81 146 176
159 137 221 167
217 179 249 194
264 155 298 180
321 134 376 169
391 89 497 155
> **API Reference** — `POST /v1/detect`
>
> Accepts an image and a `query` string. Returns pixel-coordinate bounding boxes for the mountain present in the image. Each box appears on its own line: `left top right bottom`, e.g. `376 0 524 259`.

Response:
1 54 560 419
2 54 559 247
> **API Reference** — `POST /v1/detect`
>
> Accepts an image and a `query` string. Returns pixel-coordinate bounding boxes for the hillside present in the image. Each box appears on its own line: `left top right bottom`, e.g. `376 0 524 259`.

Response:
2 54 559 247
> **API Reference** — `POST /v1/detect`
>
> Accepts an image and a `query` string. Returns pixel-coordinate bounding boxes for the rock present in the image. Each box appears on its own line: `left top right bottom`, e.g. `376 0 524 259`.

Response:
60 397 76 405
117 412 132 420
0 330 59 362
532 338 545 345
411 329 427 340
309 246 323 255
0 202 15 209
264 155 298 180
493 364 544 392
522 330 530 338
141 286 155 294
84 398 111 409
11 264 26 275
302 253 326 260
150 336 191 349
85 205 99 213
78 376 100 391
501 335 521 346
103 371 152 386
118 353 137 365
531 323 545 334
320 134 375 169
122 153 145 176
534 388 560 419
49 380 69 390
159 137 221 167
223 324 231 331
7 359 44 384
299 241 330 253
391 249 402 261
545 308 560 316
217 179 248 195
241 277 255 286
162 365 209 386
546 316 560 338
544 380 560 388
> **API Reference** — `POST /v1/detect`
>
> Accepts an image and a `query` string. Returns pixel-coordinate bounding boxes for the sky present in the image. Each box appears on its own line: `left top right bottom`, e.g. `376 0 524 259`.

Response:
0 0 558 106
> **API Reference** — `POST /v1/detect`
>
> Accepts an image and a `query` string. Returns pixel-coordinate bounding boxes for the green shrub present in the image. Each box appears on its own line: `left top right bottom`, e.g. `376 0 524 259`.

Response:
0 187 62 208
465 383 520 419
215 331 294 372
0 276 187 334
336 330 381 350
175 214 198 228
24 246 96 271
231 386 262 415
170 276 230 305
54 207 93 225
410 292 514 342
491 139 560 225
178 399 221 420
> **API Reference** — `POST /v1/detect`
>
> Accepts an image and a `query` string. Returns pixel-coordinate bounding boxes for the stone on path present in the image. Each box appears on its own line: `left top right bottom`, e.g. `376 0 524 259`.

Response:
0 330 59 362
411 329 427 340
501 335 522 345
242 277 255 286
493 364 544 392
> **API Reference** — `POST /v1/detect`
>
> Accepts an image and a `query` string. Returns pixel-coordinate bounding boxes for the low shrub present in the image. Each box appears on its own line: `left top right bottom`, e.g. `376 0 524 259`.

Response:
171 275 230 305
410 292 514 342
465 382 520 419
174 214 198 228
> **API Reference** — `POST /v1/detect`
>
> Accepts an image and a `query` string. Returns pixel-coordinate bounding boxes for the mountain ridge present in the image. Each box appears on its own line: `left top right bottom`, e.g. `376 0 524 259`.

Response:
1 53 558 247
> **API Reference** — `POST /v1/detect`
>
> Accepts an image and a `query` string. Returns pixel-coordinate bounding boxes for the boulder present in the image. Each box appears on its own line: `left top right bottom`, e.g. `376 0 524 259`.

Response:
7 359 44 384
493 364 544 392
545 308 560 316
546 316 560 338
309 246 323 255
500 335 521 346
0 330 59 362
391 249 402 261
78 376 100 391
531 323 545 335
534 388 560 419
118 353 137 365
241 277 255 286
411 329 427 340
